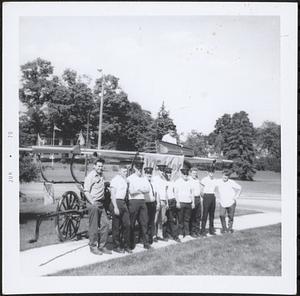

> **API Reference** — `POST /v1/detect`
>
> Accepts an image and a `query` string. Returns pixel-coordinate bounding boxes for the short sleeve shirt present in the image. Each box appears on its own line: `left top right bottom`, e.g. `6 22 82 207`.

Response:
189 177 201 197
200 176 218 194
152 175 167 200
110 174 128 200
162 134 177 144
174 178 193 203
127 173 149 200
216 179 242 207
84 170 105 202
166 180 175 200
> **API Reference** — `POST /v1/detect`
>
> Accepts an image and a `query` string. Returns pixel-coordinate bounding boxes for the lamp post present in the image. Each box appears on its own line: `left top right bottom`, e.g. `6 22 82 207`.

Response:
97 69 105 150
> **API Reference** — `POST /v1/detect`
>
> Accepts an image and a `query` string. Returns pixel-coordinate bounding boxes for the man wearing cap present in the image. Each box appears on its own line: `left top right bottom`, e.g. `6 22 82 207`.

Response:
174 167 195 237
127 158 151 250
165 167 181 243
200 167 218 236
189 168 202 237
144 167 159 245
216 170 242 233
162 125 178 145
153 164 169 241
110 165 132 253
84 158 111 255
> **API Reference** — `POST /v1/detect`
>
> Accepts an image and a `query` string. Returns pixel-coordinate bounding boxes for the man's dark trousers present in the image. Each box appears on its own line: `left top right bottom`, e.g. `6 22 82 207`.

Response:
111 199 130 249
201 193 216 234
190 196 202 235
88 201 109 249
128 199 148 249
166 198 179 239
146 201 156 244
178 202 192 236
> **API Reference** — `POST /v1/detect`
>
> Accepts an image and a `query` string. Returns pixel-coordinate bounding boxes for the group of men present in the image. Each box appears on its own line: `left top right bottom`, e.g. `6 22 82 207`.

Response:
84 156 242 256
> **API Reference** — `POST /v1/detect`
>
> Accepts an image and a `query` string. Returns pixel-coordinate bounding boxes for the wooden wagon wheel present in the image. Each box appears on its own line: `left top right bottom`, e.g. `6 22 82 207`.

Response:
55 191 81 242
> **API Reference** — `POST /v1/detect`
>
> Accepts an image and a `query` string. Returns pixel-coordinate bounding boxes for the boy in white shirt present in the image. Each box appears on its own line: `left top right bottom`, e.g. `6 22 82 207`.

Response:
189 168 202 237
216 170 242 233
153 164 168 241
110 165 131 253
174 168 195 237
200 167 218 236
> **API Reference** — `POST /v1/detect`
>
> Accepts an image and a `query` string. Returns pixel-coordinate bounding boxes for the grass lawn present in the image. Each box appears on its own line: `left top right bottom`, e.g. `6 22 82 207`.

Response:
51 224 281 276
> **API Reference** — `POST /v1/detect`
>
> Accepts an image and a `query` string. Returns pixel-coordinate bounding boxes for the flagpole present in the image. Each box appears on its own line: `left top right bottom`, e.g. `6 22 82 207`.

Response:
52 127 55 146
97 69 104 150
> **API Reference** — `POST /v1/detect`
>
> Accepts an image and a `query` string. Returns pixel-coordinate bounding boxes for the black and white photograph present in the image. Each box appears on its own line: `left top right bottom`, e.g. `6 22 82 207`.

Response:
3 2 297 294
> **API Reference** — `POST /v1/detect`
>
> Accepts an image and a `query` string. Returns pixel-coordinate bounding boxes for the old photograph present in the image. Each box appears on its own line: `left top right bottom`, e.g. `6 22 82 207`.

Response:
3 2 297 294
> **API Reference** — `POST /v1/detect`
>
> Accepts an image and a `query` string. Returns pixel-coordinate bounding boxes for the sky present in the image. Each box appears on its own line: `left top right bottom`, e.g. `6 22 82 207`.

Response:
19 16 280 136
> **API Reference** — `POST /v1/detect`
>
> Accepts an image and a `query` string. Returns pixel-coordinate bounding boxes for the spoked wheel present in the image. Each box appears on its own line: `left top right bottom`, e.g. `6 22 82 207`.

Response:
55 191 81 242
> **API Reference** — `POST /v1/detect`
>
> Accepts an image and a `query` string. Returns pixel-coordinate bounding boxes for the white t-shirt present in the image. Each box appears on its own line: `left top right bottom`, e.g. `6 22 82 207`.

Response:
162 134 177 144
174 178 193 203
216 179 242 207
152 175 167 201
110 174 128 200
200 176 218 194
127 173 149 200
144 178 156 203
166 180 175 200
189 177 201 197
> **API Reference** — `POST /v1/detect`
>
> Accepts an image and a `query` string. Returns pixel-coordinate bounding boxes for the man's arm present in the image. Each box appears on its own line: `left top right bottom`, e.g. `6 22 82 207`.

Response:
110 186 119 215
233 182 242 200
84 173 95 205
174 182 181 208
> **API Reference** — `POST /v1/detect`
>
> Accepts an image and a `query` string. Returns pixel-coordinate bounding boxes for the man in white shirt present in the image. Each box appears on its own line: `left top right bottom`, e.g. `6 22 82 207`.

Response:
144 167 159 245
161 125 178 145
127 159 151 250
165 167 181 243
216 170 242 233
110 165 132 253
174 168 195 237
189 168 202 237
153 164 169 241
200 167 218 236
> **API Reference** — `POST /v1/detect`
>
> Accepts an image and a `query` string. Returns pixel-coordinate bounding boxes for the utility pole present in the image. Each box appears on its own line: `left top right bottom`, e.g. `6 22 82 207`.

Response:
97 69 104 150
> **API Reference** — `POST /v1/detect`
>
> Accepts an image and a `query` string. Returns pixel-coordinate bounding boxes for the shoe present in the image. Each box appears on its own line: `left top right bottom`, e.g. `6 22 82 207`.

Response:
220 229 227 234
209 232 216 236
124 248 133 253
191 233 198 238
113 247 125 253
228 229 234 233
90 246 103 255
144 243 152 249
200 232 207 237
153 237 158 243
99 247 112 254
157 236 164 241
174 237 181 243
162 237 169 242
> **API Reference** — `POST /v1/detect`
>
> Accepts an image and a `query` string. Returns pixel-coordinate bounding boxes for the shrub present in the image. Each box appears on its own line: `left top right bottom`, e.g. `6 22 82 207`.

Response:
19 153 40 183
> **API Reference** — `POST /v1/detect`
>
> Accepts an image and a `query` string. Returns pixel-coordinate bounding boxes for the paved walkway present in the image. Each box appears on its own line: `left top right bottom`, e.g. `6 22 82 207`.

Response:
20 212 281 276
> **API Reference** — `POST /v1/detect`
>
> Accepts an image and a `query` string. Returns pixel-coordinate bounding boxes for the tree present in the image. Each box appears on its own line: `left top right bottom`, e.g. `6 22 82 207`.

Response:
214 111 256 180
153 102 177 140
184 130 208 156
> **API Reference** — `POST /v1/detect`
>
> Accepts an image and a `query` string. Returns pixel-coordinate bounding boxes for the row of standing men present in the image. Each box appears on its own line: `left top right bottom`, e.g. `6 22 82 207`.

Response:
84 158 242 255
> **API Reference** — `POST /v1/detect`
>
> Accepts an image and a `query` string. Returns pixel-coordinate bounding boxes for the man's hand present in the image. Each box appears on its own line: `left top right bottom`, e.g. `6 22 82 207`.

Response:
114 207 120 216
156 202 160 211
192 203 195 209
176 201 181 209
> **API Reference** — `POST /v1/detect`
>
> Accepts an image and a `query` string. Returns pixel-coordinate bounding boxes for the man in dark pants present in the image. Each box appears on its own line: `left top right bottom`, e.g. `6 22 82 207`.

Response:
127 159 151 250
110 165 132 253
216 170 242 233
165 167 181 243
200 167 218 236
144 167 159 245
189 168 202 237
84 158 112 255
174 168 194 238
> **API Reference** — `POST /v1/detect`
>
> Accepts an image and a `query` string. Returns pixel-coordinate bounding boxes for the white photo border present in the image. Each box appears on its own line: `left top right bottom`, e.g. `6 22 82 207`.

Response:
2 2 297 294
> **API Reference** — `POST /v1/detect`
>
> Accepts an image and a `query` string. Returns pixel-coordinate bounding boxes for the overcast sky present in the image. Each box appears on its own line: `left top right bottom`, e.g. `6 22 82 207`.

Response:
20 16 280 136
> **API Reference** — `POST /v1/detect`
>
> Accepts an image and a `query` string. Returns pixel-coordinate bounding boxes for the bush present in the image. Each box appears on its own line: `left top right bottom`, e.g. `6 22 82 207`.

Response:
19 153 40 183
254 157 281 173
